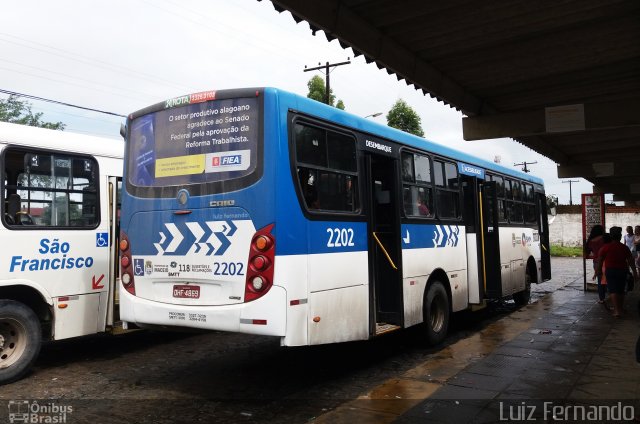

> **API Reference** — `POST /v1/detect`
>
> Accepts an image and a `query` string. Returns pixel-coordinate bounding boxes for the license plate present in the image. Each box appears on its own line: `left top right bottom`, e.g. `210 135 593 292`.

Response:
173 285 200 299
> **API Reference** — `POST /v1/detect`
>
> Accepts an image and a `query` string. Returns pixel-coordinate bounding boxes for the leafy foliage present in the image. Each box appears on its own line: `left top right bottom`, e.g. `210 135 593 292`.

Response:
0 95 65 130
550 244 582 257
386 99 424 137
306 75 345 110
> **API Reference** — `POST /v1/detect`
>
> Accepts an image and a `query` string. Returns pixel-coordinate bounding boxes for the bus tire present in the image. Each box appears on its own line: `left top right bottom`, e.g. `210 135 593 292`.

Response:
422 281 450 346
0 300 42 385
513 265 533 306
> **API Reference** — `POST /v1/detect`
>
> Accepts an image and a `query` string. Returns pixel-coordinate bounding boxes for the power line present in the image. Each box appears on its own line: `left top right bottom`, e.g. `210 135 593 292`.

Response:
0 32 195 93
28 103 123 126
0 58 161 101
0 65 149 104
0 88 126 118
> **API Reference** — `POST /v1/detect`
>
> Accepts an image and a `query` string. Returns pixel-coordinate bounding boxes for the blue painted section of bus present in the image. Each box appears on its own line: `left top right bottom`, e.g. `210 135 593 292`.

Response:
269 88 543 185
121 87 541 259
282 221 368 255
127 207 252 256
400 224 461 249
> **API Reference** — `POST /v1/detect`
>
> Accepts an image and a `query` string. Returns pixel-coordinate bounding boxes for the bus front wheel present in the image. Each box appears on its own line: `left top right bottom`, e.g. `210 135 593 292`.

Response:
422 281 450 346
0 300 42 385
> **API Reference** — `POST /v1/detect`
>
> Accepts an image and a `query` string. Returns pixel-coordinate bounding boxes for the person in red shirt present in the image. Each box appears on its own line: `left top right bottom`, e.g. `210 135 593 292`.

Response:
586 225 607 303
596 227 638 317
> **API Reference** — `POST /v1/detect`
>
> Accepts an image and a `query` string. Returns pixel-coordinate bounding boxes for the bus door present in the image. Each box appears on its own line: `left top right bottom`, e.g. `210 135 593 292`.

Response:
480 181 502 298
461 175 483 304
364 152 403 334
537 192 552 281
106 176 121 328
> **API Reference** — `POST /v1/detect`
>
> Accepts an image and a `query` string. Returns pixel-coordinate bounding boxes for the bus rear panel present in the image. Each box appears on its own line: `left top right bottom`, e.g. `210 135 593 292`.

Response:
119 89 288 337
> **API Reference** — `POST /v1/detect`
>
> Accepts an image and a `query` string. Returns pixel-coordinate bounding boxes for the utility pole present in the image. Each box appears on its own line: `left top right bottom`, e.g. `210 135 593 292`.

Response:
563 179 580 205
304 59 351 105
513 161 537 173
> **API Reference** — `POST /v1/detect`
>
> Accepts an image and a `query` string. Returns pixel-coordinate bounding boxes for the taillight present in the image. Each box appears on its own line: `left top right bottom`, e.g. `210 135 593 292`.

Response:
119 230 136 295
245 224 275 302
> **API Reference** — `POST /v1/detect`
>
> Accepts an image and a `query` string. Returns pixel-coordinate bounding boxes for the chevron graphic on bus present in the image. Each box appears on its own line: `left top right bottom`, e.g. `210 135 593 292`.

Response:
206 149 250 173
154 219 240 256
400 224 460 249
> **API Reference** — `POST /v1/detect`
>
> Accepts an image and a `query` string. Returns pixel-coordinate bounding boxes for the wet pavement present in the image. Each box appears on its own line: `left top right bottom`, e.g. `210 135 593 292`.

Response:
315 257 640 423
3 257 638 423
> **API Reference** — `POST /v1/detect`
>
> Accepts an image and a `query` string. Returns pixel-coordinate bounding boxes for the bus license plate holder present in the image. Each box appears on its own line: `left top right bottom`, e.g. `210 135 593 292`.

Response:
173 285 200 299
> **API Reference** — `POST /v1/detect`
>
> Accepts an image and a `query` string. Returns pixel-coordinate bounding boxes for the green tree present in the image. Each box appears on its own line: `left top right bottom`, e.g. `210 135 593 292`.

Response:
306 75 345 110
0 95 65 130
386 99 424 137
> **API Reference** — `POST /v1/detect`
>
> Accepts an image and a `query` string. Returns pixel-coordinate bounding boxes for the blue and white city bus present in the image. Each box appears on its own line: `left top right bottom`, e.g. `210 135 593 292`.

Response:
119 87 551 347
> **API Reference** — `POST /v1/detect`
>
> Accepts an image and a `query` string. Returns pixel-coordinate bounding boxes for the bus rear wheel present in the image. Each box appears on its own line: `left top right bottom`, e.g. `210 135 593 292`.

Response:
513 265 533 306
0 300 42 385
422 281 450 346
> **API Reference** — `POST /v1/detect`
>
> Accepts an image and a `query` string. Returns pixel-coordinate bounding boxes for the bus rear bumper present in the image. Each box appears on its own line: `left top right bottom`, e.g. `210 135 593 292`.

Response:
119 285 286 337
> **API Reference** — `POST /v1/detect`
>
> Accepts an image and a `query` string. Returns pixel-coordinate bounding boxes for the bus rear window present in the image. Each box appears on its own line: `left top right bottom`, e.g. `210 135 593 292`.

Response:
128 96 261 189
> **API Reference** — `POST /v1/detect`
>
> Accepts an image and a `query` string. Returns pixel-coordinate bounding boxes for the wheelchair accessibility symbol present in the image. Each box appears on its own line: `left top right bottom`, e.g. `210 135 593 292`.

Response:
96 232 109 247
133 259 145 276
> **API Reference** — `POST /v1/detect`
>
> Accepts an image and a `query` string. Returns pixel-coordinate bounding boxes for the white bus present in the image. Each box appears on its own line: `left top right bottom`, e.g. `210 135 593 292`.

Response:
0 121 124 384
119 88 551 348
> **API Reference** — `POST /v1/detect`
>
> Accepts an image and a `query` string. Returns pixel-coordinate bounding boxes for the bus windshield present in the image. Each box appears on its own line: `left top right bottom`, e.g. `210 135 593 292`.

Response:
127 94 262 193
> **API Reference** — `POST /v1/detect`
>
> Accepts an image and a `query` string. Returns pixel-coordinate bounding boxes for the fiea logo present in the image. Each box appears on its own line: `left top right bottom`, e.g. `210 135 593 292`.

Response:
206 149 250 174
212 154 242 167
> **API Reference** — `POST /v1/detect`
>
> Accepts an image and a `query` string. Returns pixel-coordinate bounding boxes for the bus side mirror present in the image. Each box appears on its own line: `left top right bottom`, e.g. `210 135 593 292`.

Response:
546 195 557 216
120 123 126 139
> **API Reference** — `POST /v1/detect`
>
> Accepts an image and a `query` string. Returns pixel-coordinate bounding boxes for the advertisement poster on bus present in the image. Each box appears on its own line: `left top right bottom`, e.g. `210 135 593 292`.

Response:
128 95 259 188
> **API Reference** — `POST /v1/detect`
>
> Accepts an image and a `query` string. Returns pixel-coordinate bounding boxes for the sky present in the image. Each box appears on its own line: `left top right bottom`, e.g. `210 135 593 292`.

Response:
0 0 599 204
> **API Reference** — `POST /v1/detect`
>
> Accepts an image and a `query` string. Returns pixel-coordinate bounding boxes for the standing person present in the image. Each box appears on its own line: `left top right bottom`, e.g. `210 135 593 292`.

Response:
596 227 638 318
633 225 640 268
586 225 607 304
624 226 635 251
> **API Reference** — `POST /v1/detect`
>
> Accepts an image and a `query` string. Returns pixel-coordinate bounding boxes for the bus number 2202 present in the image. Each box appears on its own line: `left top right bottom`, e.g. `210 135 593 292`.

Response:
326 228 355 248
213 262 245 276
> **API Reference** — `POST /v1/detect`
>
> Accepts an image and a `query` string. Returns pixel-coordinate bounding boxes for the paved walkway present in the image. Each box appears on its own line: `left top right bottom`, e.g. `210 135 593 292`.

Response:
316 259 640 423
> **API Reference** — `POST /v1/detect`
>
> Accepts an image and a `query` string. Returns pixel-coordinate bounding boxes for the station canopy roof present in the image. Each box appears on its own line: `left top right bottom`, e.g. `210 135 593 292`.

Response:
266 0 640 204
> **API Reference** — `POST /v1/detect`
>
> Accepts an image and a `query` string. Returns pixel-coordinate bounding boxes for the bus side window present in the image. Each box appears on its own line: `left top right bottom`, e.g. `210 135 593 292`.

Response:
402 151 433 218
298 167 319 209
82 186 97 225
3 149 99 228
294 122 358 213
433 159 460 219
